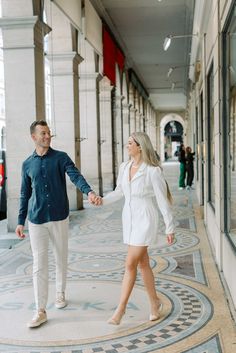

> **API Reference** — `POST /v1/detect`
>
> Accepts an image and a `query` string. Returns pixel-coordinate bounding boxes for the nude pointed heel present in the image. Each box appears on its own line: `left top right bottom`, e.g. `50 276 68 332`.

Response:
149 303 163 321
107 311 125 325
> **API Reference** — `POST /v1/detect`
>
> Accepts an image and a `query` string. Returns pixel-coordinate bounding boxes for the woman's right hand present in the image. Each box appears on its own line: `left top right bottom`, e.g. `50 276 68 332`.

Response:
167 233 175 245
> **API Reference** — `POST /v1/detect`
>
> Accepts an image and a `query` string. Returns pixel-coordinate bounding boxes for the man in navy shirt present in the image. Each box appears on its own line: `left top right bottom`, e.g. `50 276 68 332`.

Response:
15 120 101 328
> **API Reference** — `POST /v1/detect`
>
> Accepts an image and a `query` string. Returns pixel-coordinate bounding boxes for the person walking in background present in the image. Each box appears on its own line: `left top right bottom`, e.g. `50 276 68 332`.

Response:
15 120 101 328
102 132 175 325
178 144 186 190
186 146 195 190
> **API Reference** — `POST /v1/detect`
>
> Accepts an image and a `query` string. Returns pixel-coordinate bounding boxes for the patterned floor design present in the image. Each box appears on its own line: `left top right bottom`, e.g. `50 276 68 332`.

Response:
0 161 235 352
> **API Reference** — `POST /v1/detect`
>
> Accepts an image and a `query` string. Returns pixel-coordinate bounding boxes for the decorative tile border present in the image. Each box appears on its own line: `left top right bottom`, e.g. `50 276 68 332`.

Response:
160 250 208 285
0 279 214 352
182 334 222 353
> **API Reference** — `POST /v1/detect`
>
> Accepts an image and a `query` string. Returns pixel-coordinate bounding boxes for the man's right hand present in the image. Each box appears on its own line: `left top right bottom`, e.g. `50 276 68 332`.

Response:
15 225 26 239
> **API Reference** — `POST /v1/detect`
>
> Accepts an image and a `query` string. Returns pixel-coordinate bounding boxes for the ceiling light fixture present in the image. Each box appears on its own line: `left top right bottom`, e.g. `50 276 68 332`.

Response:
167 63 195 78
167 67 174 78
163 33 198 51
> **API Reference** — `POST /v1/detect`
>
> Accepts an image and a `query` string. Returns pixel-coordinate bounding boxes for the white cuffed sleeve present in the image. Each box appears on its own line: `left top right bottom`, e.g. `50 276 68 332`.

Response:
102 162 127 205
150 166 175 234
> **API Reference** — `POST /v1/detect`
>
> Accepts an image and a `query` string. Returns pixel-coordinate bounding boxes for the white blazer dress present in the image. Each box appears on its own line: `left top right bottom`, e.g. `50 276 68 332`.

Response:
103 161 175 246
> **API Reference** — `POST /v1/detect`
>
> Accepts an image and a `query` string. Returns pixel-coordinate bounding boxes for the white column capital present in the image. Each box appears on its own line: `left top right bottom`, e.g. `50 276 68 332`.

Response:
80 72 101 80
100 85 114 94
123 102 132 108
1 17 51 50
130 107 138 114
0 16 38 29
46 52 83 64
46 52 83 76
115 95 125 102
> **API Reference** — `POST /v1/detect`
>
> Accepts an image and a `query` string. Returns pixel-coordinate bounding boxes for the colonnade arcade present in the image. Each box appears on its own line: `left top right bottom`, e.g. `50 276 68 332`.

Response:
0 0 157 230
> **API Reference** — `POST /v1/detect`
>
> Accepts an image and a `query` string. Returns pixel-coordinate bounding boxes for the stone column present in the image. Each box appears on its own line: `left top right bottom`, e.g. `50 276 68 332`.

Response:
0 10 48 230
146 104 151 136
122 103 131 161
130 107 137 133
47 52 83 210
114 95 124 168
79 72 103 195
150 111 157 149
99 77 114 193
140 113 145 132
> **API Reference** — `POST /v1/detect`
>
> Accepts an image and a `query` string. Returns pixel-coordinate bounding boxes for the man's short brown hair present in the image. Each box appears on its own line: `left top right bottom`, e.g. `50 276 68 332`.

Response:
30 120 48 134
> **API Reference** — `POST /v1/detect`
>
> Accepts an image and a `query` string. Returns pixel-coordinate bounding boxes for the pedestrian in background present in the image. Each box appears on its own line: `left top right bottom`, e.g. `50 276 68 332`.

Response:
178 144 186 190
186 146 195 190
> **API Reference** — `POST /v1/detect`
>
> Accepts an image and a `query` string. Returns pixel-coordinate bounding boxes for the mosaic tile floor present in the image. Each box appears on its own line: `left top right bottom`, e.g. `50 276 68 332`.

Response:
0 162 235 353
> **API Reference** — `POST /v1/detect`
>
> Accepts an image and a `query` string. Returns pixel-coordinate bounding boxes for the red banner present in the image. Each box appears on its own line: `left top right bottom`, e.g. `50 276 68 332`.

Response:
116 47 125 71
103 27 125 85
103 28 116 85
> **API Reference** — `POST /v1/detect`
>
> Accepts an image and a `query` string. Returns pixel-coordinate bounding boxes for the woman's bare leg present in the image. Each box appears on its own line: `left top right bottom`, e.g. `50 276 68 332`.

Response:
139 250 162 318
108 245 147 324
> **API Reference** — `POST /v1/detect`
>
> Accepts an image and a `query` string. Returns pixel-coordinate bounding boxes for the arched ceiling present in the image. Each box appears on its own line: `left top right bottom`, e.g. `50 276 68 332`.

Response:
90 0 195 111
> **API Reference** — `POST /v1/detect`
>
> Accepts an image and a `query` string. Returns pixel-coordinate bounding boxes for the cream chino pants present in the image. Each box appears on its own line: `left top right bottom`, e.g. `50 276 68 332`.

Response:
28 217 69 310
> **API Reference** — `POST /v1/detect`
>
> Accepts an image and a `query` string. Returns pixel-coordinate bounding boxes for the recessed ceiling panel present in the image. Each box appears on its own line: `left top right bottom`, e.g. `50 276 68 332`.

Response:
90 0 195 110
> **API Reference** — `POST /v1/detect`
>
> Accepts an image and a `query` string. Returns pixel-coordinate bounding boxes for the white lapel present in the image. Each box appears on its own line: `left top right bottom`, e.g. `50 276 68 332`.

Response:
130 162 147 182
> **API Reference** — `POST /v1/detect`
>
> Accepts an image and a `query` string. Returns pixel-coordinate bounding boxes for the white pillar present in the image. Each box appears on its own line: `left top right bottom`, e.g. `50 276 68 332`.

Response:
99 77 114 193
0 8 47 230
150 111 157 149
130 107 137 133
135 114 141 131
114 95 124 169
79 72 103 194
122 103 131 161
47 52 83 210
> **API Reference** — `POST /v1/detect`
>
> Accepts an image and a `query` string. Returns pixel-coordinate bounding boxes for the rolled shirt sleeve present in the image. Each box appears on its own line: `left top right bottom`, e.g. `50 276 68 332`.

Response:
64 154 93 195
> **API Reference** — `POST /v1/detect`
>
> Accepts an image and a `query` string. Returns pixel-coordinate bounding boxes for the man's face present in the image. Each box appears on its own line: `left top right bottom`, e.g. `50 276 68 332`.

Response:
31 125 51 149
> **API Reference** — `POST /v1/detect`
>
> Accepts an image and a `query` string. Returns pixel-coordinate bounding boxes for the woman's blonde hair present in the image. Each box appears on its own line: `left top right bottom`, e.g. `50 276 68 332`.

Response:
131 132 173 204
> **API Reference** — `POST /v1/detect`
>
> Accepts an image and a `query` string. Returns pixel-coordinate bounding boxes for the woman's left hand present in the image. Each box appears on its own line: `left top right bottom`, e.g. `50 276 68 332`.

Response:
167 233 175 244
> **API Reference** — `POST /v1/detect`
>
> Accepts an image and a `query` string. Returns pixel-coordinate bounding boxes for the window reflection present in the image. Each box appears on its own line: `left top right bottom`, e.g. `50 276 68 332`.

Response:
207 64 215 208
228 6 236 240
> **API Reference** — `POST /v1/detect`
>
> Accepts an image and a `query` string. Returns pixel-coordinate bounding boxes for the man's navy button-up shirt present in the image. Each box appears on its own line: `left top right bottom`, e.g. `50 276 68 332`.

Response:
18 148 92 225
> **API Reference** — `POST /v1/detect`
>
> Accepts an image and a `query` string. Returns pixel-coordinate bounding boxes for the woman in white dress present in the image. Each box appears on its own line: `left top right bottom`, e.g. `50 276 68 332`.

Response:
102 132 175 325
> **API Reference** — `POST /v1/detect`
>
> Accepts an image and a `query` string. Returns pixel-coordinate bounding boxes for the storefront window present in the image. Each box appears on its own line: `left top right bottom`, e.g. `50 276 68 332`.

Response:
195 106 199 181
200 92 204 205
207 64 215 208
223 3 236 247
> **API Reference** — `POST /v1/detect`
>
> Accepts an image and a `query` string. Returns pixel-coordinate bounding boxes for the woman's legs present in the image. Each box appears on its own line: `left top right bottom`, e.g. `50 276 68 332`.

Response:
109 245 147 324
139 250 161 317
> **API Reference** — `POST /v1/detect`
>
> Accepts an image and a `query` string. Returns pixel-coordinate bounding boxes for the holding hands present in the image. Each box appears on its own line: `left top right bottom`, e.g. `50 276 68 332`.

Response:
88 191 103 206
167 233 175 245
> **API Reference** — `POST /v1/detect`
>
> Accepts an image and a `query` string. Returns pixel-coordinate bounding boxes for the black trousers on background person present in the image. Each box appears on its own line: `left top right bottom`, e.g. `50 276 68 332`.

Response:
186 164 194 187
